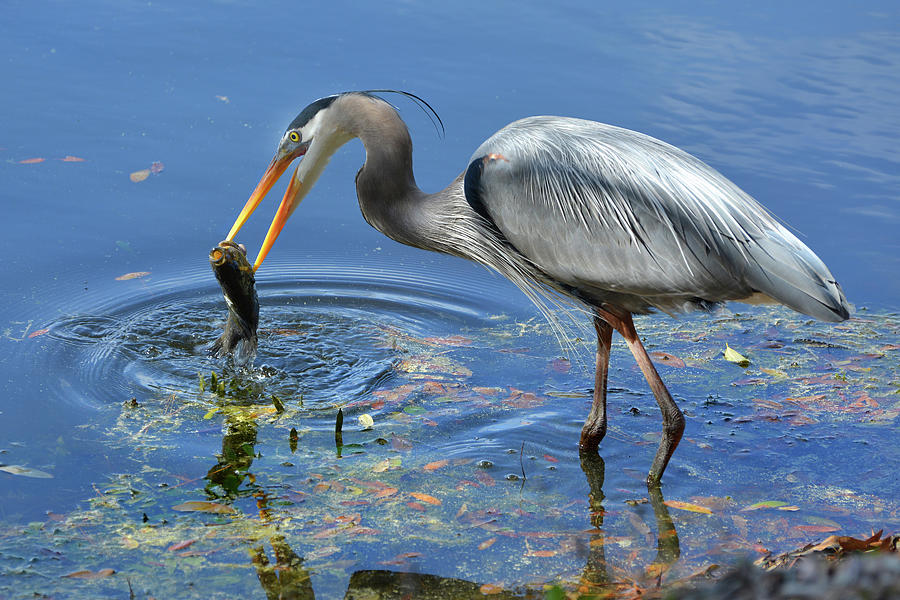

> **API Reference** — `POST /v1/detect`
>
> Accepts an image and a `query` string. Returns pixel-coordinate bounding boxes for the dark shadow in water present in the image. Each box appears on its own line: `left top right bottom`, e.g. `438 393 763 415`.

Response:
205 410 259 498
252 535 316 600
201 411 683 599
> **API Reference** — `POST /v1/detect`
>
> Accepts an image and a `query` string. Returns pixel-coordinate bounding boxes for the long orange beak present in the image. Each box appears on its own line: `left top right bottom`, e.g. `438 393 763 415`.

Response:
225 151 305 271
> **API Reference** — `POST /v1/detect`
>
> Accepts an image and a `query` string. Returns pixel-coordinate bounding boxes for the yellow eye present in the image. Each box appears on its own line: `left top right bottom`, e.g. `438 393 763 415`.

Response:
288 131 300 143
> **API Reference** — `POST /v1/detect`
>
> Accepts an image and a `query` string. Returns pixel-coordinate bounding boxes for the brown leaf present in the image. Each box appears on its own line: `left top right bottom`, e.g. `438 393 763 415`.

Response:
27 328 50 339
129 169 150 182
480 583 505 595
19 157 45 164
423 459 449 472
543 454 559 463
63 568 115 579
794 525 840 534
168 539 196 551
650 352 686 368
407 501 426 511
550 358 571 373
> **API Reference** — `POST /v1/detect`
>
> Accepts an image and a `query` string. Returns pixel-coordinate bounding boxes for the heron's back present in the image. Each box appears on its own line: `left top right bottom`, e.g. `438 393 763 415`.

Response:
464 116 849 321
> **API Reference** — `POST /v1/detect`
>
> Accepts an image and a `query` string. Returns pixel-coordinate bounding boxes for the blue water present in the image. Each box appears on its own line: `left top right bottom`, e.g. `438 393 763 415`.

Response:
2 2 898 598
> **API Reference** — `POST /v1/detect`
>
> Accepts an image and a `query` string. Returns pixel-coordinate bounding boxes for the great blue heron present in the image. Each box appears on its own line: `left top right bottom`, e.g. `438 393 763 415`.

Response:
225 91 849 484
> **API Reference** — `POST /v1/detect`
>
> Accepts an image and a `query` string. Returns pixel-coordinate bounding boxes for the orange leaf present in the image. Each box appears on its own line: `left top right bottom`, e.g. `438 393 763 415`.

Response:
19 157 45 164
373 486 399 499
480 583 504 595
60 155 85 162
130 169 150 182
478 537 497 550
424 459 449 472
115 271 151 281
528 549 558 557
27 328 49 339
410 492 441 505
407 501 426 511
543 454 559 463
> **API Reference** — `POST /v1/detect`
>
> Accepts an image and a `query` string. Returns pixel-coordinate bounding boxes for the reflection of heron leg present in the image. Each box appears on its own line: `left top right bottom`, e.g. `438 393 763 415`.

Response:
595 308 685 484
580 314 613 452
578 451 609 590
647 482 680 570
251 536 315 600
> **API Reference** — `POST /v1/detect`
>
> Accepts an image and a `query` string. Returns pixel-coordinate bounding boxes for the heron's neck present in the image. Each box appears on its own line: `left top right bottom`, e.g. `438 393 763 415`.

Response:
353 115 432 249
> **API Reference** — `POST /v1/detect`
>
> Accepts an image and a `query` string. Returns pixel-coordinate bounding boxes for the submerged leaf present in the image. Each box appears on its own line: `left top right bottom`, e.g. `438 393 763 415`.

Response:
741 500 788 511
724 343 750 367
663 500 713 514
63 568 115 579
410 492 441 505
0 464 53 478
172 501 235 514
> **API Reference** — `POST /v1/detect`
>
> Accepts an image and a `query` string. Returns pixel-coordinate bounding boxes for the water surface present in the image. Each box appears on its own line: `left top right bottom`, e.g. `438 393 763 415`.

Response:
1 2 898 598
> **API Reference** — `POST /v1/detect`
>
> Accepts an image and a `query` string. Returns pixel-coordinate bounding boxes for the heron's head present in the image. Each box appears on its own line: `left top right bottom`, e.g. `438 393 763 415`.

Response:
225 93 356 270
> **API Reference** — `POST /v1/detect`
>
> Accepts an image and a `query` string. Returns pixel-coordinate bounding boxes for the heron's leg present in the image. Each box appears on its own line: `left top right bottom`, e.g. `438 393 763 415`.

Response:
579 315 613 452
596 308 685 485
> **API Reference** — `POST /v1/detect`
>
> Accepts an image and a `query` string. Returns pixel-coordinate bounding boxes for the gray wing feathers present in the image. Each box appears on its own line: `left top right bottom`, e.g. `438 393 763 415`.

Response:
469 116 849 320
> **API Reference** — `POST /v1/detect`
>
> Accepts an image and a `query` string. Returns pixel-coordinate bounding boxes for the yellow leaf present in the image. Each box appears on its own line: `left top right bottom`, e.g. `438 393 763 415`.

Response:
663 500 713 514
358 413 374 429
130 169 150 182
760 367 787 379
724 343 750 367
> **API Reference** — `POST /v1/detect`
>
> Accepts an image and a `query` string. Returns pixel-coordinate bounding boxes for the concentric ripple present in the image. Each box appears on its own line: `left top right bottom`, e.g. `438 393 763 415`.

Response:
37 255 536 415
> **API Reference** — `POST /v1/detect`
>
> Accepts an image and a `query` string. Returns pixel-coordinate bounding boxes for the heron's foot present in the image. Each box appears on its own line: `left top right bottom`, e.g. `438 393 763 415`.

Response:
579 420 607 453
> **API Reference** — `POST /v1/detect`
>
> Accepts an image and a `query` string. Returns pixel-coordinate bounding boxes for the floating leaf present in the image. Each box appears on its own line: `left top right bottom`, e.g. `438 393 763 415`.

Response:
480 584 504 595
19 157 45 164
0 464 53 478
741 500 788 511
724 343 750 367
202 407 220 420
150 161 164 174
663 500 713 514
172 501 235 514
27 328 49 339
59 155 85 162
358 413 374 429
115 271 150 281
410 492 441 505
215 95 230 103
543 454 559 463
129 169 150 182
550 358 572 373
63 568 115 579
